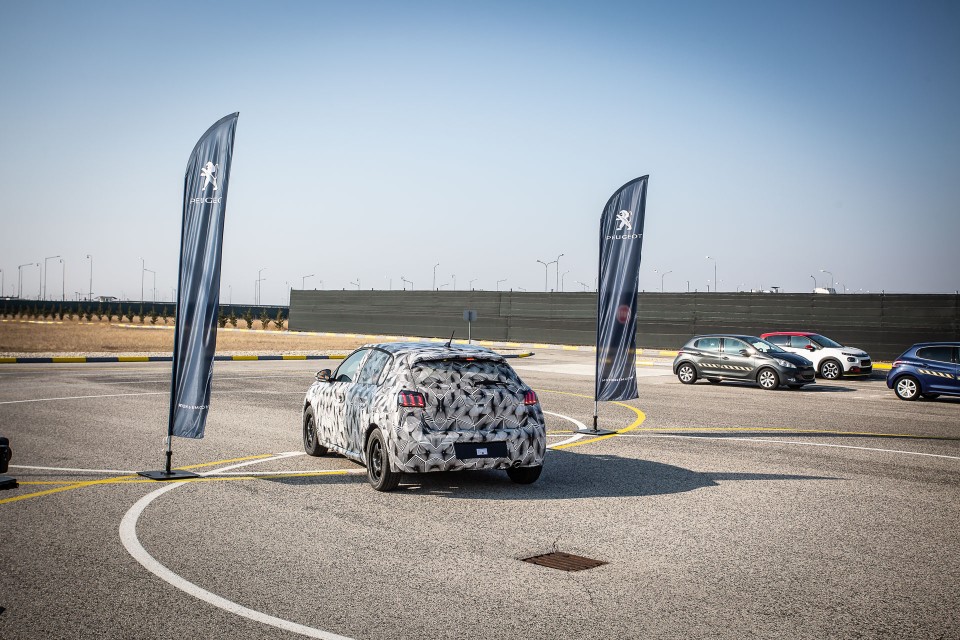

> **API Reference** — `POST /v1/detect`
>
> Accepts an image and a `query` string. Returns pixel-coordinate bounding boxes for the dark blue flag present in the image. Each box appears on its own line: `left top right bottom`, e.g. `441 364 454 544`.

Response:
595 176 648 401
169 113 238 439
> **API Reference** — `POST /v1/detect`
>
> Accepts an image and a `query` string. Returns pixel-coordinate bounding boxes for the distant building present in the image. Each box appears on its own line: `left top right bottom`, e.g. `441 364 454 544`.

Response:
97 295 118 302
814 287 837 294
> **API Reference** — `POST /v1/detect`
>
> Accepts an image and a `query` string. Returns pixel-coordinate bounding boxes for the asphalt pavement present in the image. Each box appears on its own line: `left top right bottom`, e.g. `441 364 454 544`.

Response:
1 352 958 639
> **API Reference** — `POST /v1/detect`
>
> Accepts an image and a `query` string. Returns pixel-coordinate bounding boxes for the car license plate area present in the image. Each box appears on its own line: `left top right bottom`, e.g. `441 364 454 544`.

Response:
454 441 508 459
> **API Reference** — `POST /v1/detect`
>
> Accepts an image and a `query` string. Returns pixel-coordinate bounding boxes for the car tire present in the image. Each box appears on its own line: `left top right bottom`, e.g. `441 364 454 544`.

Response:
819 359 843 380
921 392 940 400
303 407 327 457
707 378 721 384
677 363 698 384
506 465 542 484
893 376 920 401
757 367 780 390
365 428 401 491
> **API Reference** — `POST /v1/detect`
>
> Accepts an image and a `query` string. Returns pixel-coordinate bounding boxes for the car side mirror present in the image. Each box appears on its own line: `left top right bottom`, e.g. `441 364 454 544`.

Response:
805 344 816 351
739 349 751 356
316 369 331 382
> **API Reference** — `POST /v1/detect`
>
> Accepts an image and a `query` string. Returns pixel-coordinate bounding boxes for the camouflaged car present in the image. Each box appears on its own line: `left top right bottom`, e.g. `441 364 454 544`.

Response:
302 342 546 491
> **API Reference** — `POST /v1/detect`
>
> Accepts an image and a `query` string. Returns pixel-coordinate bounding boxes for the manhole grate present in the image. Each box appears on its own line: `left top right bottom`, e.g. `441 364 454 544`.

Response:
521 552 607 572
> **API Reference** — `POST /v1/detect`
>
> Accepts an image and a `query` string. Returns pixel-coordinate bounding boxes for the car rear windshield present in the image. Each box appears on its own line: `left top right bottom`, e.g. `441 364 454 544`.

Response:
810 334 843 348
411 358 521 388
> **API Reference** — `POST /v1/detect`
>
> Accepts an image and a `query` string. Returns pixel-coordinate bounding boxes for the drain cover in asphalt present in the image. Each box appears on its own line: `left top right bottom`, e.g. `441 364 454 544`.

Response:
521 552 607 571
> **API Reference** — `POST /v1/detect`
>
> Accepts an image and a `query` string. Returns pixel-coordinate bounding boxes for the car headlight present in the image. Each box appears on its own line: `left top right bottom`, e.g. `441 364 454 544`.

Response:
841 352 859 357
774 358 796 368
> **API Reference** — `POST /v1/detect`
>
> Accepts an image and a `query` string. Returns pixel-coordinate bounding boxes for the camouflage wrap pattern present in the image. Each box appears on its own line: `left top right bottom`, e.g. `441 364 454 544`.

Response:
304 342 546 473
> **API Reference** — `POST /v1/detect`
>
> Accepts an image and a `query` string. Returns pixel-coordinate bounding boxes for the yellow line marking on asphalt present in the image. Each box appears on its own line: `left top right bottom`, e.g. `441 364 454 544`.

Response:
629 426 958 440
538 388 646 450
17 481 82 486
0 454 275 506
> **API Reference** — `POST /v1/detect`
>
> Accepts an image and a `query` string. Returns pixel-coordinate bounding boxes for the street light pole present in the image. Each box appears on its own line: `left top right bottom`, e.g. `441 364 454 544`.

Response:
302 274 315 289
561 270 569 292
86 254 93 302
43 255 60 300
401 276 412 290
810 275 817 291
469 278 477 290
433 263 440 290
18 263 37 298
705 256 717 292
659 270 673 292
257 267 266 305
536 259 551 292
820 269 834 289
496 278 506 291
60 259 65 301
144 269 156 303
451 274 456 291
554 253 564 292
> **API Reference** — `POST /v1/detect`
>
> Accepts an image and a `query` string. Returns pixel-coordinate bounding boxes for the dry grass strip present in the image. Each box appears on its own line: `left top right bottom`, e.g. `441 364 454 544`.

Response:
0 319 370 354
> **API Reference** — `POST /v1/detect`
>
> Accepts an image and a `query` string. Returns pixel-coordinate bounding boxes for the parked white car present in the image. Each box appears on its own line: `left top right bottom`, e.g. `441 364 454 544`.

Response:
760 332 872 380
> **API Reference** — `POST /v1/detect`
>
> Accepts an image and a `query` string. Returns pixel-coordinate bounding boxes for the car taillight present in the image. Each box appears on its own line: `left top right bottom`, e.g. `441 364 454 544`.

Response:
523 390 538 406
397 391 426 408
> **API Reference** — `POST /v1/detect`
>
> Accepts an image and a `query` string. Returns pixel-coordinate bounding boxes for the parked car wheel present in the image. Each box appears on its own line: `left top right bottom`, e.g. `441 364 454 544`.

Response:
894 376 920 401
303 407 327 457
366 428 401 491
506 465 542 484
677 363 698 384
819 359 843 380
757 368 780 390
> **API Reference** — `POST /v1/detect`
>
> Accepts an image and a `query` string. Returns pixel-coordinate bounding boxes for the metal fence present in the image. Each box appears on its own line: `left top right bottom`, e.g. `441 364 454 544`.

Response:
289 290 960 360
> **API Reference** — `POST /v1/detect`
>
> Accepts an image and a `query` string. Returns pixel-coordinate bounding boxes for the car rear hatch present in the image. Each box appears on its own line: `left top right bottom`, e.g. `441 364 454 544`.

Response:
409 356 532 432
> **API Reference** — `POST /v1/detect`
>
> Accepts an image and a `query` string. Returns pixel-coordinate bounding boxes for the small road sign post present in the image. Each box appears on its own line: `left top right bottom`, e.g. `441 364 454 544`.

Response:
463 310 477 344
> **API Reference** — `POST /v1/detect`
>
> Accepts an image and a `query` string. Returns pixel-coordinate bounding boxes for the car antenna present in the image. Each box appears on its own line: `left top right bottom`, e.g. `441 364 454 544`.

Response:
445 331 455 348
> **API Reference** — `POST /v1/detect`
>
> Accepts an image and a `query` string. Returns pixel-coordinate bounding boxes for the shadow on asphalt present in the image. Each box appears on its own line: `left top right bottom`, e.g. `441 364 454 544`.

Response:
389 449 839 500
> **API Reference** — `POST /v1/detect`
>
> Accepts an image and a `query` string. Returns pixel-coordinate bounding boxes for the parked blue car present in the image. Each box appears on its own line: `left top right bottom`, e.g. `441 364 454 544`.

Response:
886 342 960 401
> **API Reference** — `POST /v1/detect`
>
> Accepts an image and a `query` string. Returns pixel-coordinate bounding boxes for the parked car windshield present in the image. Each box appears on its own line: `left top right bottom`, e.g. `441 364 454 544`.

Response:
810 334 843 348
411 358 520 388
748 338 786 354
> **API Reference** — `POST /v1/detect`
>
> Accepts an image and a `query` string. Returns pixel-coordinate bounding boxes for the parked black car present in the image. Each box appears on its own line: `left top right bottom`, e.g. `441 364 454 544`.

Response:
673 335 816 390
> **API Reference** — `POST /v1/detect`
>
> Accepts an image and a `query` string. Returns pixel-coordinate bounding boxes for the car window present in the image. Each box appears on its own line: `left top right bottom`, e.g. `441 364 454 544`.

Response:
790 336 813 348
766 335 789 346
410 359 520 388
333 349 369 382
810 334 842 348
722 338 748 354
916 346 953 363
695 338 720 352
749 338 785 353
356 349 391 385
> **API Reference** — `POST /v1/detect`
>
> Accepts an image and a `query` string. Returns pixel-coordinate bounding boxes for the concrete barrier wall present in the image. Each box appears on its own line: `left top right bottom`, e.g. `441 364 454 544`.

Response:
289 290 960 360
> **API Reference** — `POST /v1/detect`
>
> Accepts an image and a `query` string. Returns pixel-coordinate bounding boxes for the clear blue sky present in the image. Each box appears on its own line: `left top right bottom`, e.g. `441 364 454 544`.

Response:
1 0 958 303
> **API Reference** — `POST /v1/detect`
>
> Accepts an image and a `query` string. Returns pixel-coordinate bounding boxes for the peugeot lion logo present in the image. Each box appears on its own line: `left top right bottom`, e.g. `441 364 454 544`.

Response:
199 162 219 193
606 209 641 240
616 210 633 231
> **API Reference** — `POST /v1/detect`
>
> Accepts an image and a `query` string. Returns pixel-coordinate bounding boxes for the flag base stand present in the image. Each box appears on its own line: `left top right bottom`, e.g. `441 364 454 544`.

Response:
137 469 200 481
576 428 618 436
0 476 18 490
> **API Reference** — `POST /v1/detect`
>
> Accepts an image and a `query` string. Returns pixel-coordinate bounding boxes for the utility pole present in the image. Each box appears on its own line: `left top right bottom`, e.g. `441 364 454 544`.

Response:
536 259 550 292
86 254 93 302
401 276 412 290
496 278 506 292
554 253 564 292
433 263 440 290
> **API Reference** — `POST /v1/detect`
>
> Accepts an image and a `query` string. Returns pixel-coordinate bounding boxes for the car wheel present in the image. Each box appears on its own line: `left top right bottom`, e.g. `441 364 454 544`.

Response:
707 378 721 384
365 428 401 491
894 376 920 401
819 359 843 380
757 367 780 390
677 363 698 384
303 407 327 457
506 465 542 484
921 393 940 400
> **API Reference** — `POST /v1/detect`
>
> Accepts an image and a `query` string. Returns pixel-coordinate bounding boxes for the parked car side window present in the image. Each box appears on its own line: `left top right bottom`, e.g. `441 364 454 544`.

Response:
695 338 720 352
790 336 813 349
334 349 369 382
766 335 789 346
916 346 953 363
722 338 748 354
356 349 391 385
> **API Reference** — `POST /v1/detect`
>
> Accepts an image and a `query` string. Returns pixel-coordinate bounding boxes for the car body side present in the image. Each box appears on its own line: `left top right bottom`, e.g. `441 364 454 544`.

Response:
760 331 872 377
885 342 960 400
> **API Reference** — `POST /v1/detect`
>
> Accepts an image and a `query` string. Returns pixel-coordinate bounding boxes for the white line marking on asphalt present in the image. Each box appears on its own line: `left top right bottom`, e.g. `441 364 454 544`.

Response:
544 410 587 448
627 433 960 461
10 464 137 474
119 453 355 640
0 391 168 405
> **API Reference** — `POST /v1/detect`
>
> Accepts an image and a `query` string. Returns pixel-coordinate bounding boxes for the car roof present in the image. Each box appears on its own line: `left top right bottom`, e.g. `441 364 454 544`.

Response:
358 341 504 362
907 341 960 348
760 331 817 337
689 334 762 341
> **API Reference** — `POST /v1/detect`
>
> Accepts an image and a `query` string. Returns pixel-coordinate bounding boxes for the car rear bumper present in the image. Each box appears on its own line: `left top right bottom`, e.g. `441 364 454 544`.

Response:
390 425 547 473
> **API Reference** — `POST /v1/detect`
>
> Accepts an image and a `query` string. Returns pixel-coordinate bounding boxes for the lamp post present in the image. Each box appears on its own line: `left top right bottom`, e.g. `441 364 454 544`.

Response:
18 263 37 298
60 258 65 301
433 263 440 291
705 256 717 292
228 285 232 304
301 274 315 289
144 268 156 302
43 255 60 300
401 276 412 290
496 278 506 291
820 269 834 289
469 278 477 290
554 253 564 292
139 256 145 303
451 274 456 290
809 274 817 291
86 254 93 302
256 267 266 305
350 279 361 290
561 270 569 292
654 268 672 292
576 280 589 291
